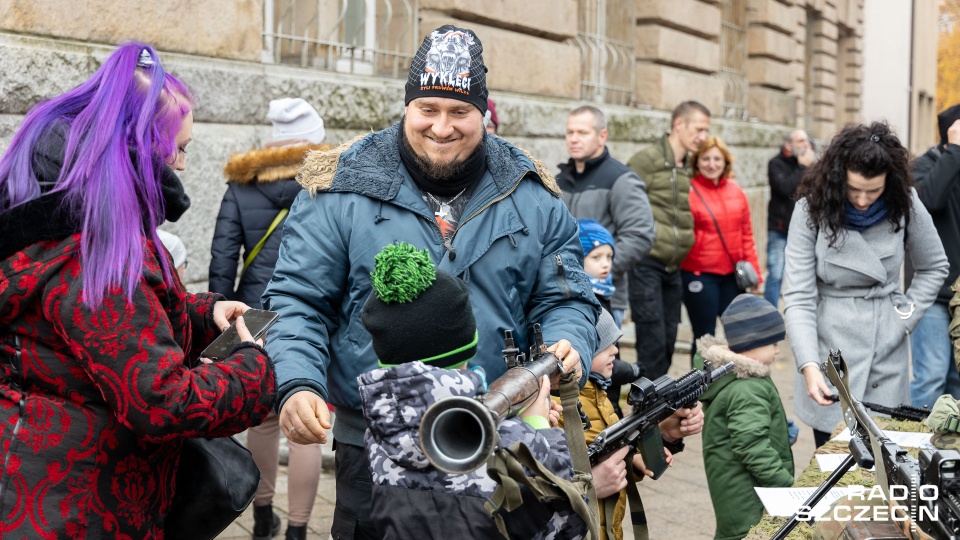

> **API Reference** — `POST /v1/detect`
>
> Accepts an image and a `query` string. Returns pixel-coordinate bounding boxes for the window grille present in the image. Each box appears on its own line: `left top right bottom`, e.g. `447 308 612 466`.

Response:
262 0 419 79
719 0 749 119
570 0 635 106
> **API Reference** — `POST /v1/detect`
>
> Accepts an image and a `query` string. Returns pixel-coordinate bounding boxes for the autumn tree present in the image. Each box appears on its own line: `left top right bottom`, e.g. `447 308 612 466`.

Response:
939 0 960 112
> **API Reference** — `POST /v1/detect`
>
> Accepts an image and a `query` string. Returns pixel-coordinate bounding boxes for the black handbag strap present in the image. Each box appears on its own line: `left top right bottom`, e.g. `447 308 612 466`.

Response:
690 184 738 268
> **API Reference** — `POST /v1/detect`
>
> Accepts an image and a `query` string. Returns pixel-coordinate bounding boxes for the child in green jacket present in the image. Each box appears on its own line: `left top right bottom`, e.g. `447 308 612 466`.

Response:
698 294 795 540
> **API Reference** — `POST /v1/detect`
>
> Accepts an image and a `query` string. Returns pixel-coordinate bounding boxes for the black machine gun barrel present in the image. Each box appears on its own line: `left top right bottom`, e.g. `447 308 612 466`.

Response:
586 361 734 479
825 394 930 422
418 324 563 474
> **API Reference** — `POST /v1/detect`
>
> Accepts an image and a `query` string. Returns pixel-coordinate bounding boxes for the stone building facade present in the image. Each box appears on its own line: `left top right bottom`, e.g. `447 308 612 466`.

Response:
0 0 908 291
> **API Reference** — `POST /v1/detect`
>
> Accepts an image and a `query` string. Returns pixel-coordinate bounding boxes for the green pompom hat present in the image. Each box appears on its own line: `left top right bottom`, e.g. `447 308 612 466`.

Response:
362 243 477 368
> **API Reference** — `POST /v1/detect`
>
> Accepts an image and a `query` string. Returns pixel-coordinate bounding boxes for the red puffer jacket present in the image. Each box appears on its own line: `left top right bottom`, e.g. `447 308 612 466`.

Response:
681 173 762 281
0 194 276 539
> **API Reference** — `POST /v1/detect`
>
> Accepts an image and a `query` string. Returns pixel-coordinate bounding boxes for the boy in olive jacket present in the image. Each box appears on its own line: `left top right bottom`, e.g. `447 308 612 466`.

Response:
697 294 794 540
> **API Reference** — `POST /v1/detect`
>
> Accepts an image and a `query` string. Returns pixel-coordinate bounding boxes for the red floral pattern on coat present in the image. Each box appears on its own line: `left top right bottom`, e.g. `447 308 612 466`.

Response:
0 235 277 538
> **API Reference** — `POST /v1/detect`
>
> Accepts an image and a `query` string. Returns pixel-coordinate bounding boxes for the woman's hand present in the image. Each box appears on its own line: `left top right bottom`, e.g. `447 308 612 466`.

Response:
213 301 251 331
802 364 834 405
234 316 264 347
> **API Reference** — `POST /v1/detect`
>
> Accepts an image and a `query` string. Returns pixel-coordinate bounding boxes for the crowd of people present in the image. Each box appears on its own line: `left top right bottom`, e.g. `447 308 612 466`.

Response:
2 22 960 540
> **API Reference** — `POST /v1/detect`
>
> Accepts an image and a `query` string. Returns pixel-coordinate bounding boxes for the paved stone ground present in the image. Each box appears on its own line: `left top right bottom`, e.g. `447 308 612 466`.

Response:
218 319 817 540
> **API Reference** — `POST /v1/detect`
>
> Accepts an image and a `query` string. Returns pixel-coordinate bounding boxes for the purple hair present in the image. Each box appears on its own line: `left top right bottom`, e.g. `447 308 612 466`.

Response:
0 42 194 308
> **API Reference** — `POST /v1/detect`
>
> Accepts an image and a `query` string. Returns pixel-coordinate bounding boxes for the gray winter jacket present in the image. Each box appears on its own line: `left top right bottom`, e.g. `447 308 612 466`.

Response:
558 148 654 310
358 361 587 539
783 192 948 432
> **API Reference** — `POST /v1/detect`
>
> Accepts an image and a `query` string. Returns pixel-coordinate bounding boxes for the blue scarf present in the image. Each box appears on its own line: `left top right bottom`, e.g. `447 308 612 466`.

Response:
844 198 888 231
588 371 612 391
590 275 615 298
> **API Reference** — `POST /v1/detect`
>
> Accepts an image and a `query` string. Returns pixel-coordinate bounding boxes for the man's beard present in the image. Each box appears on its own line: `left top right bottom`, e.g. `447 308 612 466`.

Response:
402 131 485 185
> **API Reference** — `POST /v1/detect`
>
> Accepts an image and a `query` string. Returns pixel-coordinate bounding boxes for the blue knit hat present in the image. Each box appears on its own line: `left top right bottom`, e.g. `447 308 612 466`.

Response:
721 294 786 354
578 218 615 258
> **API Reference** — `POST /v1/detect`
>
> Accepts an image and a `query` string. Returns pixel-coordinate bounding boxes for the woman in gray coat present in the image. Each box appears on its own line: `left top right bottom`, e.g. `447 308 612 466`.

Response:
783 122 948 447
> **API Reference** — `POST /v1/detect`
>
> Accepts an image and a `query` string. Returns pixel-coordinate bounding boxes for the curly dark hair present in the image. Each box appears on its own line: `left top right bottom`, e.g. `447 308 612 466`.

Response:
795 122 913 247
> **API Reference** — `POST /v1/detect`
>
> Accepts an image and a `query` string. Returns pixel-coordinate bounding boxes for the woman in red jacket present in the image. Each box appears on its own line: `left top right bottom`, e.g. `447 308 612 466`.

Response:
681 135 762 358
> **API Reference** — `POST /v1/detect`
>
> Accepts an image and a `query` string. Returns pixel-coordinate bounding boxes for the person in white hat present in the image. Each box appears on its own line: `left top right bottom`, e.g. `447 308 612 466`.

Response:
209 97 330 540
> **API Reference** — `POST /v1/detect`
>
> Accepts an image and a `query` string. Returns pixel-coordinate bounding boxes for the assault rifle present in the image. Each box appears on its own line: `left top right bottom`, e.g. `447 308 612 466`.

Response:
826 394 930 422
772 350 960 540
586 361 734 479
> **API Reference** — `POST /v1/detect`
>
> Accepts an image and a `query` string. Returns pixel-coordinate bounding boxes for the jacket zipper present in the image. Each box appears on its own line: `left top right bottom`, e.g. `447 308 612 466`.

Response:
451 171 528 244
670 168 680 266
555 254 571 299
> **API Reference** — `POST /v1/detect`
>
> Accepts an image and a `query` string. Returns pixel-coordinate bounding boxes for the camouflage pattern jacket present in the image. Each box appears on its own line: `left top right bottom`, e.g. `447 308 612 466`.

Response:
358 361 588 539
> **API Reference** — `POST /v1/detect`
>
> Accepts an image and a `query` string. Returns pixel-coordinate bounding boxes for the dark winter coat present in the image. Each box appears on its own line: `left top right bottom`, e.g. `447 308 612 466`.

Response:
209 144 328 308
358 361 587 539
262 125 599 447
0 193 276 538
913 144 960 304
698 335 794 540
626 134 695 269
558 148 655 310
766 152 805 233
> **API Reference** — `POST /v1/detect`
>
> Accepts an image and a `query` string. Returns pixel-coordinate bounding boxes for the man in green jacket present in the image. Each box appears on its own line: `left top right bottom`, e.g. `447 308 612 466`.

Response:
626 101 710 378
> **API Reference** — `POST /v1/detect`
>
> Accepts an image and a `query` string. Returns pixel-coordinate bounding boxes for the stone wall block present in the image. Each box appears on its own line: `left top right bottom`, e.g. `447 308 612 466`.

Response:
748 26 796 63
0 0 262 61
814 19 839 40
813 35 839 56
748 86 798 125
0 42 97 115
633 62 724 113
748 0 798 35
812 53 837 73
747 57 795 91
418 0 578 40
812 69 837 90
420 12 581 99
636 0 722 40
635 25 720 74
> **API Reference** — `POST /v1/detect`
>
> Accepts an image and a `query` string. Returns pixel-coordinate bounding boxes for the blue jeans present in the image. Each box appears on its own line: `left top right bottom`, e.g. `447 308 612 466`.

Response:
764 230 787 307
910 303 960 408
612 309 624 328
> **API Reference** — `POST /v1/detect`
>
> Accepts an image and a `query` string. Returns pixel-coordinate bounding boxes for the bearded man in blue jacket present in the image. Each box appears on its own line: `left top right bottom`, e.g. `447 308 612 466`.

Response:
262 24 600 539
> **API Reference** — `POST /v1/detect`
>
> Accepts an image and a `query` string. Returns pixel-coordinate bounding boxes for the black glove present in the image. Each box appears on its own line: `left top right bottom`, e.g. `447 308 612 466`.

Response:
609 359 643 386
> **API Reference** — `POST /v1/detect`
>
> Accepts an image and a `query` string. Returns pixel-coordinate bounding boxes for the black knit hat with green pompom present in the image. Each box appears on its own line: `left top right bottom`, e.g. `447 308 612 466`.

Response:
362 242 477 368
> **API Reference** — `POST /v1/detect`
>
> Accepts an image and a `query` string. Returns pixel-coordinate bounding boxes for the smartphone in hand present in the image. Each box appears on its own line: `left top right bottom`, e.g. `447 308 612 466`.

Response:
200 309 279 361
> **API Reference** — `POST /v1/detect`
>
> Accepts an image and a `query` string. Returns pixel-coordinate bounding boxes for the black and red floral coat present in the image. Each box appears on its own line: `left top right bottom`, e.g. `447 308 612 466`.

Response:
0 194 277 539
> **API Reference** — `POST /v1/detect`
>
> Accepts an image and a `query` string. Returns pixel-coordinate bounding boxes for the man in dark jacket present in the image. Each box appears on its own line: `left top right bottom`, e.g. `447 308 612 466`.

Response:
910 104 960 408
262 25 600 539
764 128 812 308
625 101 710 379
208 97 330 540
559 105 654 325
559 105 652 413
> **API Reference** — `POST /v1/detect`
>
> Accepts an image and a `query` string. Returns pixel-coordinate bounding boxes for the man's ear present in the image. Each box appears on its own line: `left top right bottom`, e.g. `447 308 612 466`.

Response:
782 143 793 157
599 128 609 146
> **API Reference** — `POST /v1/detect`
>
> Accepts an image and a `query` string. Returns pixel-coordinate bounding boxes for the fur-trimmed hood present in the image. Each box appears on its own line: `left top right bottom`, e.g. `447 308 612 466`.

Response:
696 334 772 379
223 143 332 184
295 123 560 198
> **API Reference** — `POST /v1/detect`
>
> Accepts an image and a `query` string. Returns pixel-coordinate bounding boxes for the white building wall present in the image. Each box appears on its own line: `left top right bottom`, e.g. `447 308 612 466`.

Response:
861 0 913 143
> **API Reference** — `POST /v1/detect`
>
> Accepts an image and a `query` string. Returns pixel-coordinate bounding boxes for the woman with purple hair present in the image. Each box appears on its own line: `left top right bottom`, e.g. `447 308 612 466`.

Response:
0 43 276 537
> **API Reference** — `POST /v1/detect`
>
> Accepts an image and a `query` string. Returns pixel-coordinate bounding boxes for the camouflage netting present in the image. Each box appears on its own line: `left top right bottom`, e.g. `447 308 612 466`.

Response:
744 418 929 540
